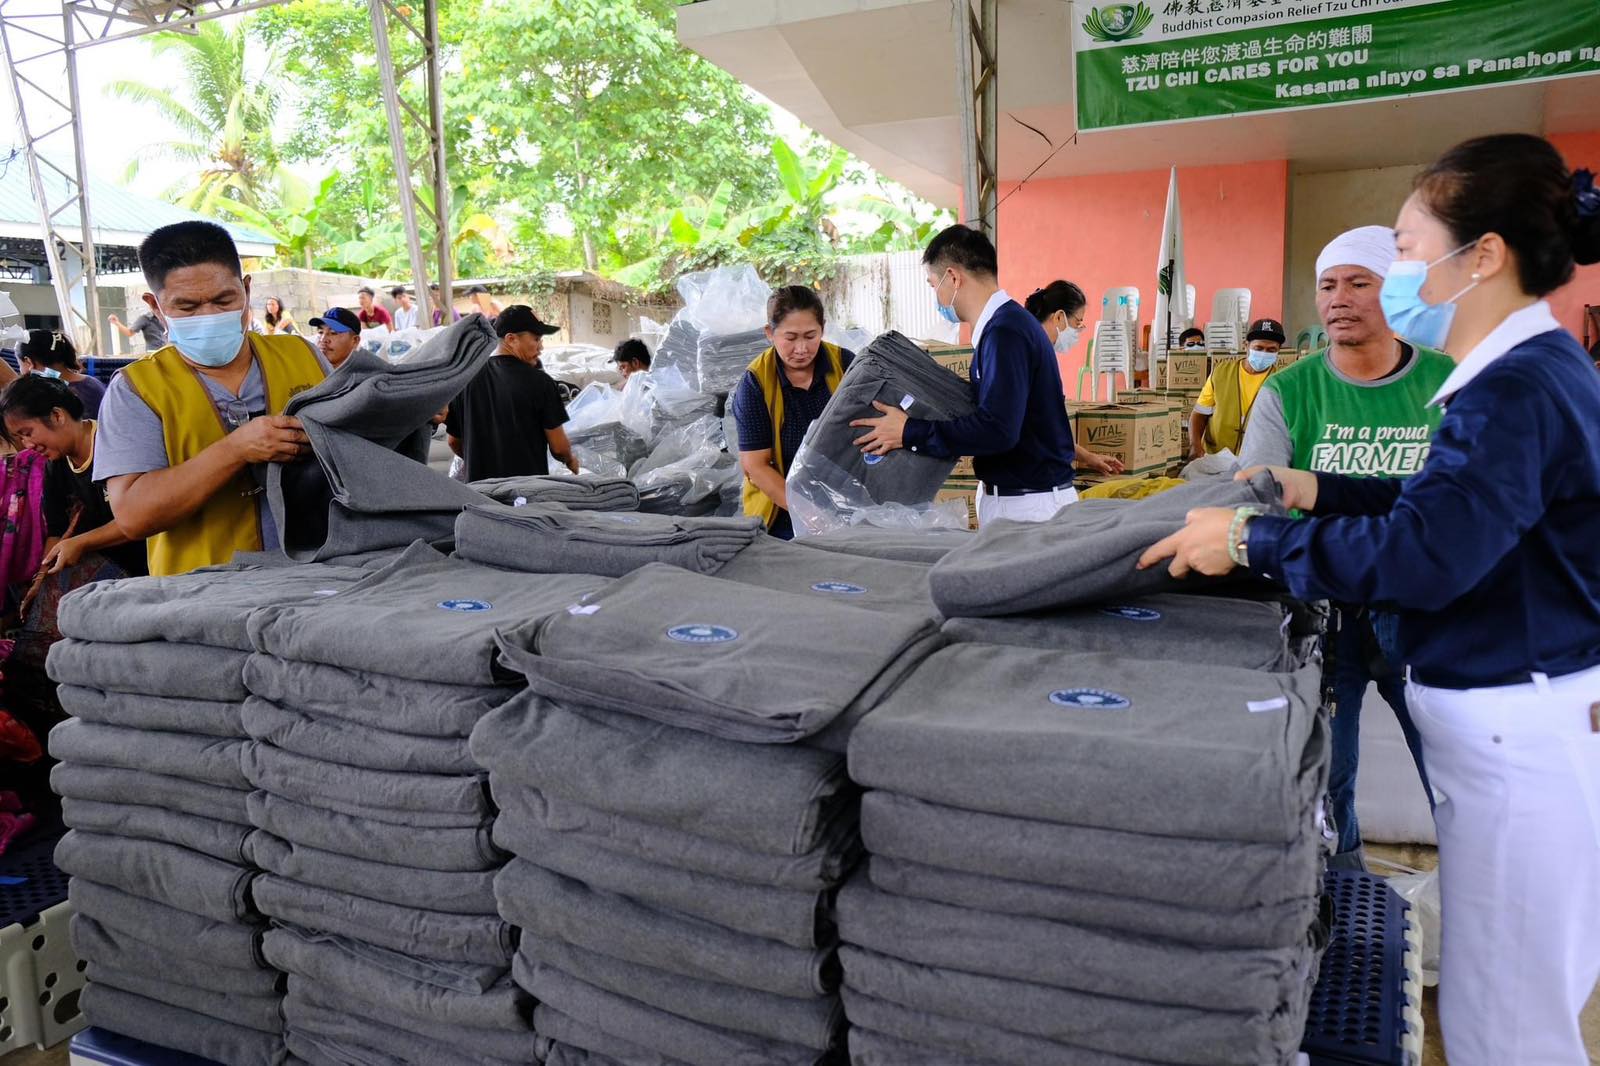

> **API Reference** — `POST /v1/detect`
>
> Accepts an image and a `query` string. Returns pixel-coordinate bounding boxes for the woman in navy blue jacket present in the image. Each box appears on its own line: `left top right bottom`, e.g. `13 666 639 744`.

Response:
1143 134 1600 1066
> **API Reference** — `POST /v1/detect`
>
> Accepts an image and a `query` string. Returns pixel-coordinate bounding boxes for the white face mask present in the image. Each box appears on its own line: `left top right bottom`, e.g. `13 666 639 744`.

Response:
1245 347 1278 372
1182 342 1206 351
1054 325 1082 354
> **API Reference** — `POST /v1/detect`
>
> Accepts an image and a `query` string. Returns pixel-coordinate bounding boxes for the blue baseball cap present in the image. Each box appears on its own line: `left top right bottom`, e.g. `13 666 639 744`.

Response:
308 307 360 334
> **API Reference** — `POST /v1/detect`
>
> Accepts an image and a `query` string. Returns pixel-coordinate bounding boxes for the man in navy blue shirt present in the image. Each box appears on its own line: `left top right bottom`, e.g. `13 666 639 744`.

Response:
851 225 1078 525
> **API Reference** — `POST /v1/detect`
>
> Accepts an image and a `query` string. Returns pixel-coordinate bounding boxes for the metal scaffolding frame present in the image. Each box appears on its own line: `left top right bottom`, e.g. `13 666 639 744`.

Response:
952 0 997 241
0 0 455 349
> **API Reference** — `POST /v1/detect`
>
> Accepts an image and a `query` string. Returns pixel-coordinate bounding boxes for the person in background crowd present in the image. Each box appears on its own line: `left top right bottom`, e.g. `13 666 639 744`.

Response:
356 286 392 332
613 339 652 381
465 285 502 317
95 220 325 577
261 297 298 336
1176 326 1207 350
446 305 577 481
1023 281 1126 479
107 308 168 352
0 375 145 577
1240 225 1456 869
732 286 855 539
1188 317 1284 461
308 307 362 370
391 286 419 332
1140 133 1600 1066
15 330 106 419
429 283 463 326
851 224 1079 525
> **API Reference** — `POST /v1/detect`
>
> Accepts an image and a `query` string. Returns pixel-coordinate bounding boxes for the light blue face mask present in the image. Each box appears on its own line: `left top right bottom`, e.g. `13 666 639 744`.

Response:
162 306 247 368
1379 242 1477 351
1245 348 1277 372
932 273 960 326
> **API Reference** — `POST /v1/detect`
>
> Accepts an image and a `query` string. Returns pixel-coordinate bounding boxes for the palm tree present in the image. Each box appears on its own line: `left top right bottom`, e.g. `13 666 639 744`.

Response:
106 20 288 214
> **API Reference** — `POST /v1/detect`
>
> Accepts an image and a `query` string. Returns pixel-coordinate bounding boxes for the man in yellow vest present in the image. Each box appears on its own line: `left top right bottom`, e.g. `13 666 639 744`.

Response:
95 221 328 576
1187 317 1284 461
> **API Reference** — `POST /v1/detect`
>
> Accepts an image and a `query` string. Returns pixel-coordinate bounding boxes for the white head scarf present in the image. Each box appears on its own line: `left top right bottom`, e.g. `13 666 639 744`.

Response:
1316 225 1397 282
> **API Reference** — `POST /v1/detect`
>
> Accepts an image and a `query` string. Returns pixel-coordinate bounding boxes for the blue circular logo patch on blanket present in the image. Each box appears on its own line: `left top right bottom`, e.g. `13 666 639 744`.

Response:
1100 605 1162 622
811 581 867 595
437 599 492 613
863 453 885 466
666 624 739 644
1048 689 1131 710
606 515 643 525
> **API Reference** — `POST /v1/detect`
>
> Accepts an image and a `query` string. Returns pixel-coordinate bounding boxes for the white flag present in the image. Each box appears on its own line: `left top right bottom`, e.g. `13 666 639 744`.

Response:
1151 166 1187 354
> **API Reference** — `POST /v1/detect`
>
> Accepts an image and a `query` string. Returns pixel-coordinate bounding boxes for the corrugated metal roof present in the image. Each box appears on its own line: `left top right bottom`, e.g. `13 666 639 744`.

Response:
0 161 277 251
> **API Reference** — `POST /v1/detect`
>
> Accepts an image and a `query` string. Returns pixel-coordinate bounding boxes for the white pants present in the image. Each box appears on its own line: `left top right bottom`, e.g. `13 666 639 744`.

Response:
1406 664 1600 1066
975 485 1078 526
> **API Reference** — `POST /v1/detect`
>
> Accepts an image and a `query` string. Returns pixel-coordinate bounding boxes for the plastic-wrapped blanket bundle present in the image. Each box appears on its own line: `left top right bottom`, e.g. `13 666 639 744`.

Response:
695 328 769 396
786 331 977 537
841 642 1332 1066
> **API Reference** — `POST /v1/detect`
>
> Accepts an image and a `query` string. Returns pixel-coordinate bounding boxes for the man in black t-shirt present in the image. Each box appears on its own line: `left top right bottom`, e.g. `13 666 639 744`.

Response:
445 305 578 481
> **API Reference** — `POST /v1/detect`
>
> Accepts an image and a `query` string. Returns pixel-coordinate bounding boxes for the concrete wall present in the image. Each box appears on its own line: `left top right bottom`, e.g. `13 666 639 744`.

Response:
994 160 1290 395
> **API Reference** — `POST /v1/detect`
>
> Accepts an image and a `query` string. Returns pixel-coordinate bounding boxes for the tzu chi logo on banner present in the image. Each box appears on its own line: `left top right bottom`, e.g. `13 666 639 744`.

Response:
1084 3 1155 43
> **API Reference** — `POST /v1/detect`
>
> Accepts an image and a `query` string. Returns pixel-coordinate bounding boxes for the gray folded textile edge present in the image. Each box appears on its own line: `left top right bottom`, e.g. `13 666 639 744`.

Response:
62 796 253 866
55 829 257 925
71 913 279 995
247 790 501 873
86 961 283 1033
80 984 287 1066
287 975 540 1063
847 1027 994 1066
241 740 492 824
56 684 241 739
470 474 639 511
242 697 479 775
454 501 761 577
243 653 513 738
52 762 251 826
47 639 248 701
69 877 265 970
247 831 500 916
283 991 525 1066
712 537 940 618
532 1004 696 1066
49 717 248 790
794 527 973 565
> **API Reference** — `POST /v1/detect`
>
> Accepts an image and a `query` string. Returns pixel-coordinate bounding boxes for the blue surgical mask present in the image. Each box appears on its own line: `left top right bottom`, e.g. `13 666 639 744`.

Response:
1245 348 1277 372
162 306 246 367
933 273 960 326
1380 242 1478 351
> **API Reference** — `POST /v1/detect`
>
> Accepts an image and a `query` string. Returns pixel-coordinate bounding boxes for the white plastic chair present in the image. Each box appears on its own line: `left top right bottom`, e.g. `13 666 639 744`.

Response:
1100 286 1141 326
1211 288 1252 332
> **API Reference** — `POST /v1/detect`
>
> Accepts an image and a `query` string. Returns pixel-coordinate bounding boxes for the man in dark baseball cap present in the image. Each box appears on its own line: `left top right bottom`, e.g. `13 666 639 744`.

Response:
1245 317 1287 346
308 307 362 369
1190 316 1287 460
447 305 577 480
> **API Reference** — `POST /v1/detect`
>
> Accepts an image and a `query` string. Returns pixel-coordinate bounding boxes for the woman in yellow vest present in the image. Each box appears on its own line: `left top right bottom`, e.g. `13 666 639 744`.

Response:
94 221 326 577
1188 317 1285 461
731 286 855 539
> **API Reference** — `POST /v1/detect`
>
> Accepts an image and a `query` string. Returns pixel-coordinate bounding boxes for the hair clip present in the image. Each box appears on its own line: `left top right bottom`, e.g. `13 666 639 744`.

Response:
1574 169 1600 220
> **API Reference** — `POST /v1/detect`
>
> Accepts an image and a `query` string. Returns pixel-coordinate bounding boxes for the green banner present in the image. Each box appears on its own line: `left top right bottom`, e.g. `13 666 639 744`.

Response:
1074 0 1600 131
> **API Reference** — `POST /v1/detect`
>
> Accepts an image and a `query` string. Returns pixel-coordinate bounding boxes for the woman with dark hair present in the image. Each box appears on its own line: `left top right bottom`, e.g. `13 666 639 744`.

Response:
731 285 855 538
1024 281 1125 477
262 297 298 336
1141 133 1600 1064
17 330 105 419
0 375 145 576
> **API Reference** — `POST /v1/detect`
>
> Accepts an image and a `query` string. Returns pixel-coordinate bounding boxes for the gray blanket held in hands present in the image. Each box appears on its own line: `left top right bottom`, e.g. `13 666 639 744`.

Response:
470 474 639 511
928 470 1286 615
268 317 498 560
453 501 761 577
847 642 1326 843
496 562 939 743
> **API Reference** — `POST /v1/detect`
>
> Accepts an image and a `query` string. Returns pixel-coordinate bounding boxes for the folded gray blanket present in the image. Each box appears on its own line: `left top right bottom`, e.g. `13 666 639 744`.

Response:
243 654 512 738
516 957 831 1066
263 925 529 1030
80 983 286 1066
71 913 278 995
47 638 248 701
490 782 859 891
837 876 1310 1014
711 537 939 618
493 817 828 949
861 791 1324 909
928 471 1284 615
55 830 256 924
494 859 837 1000
49 717 247 789
533 1004 697 1066
87 961 282 1033
62 796 253 865
941 593 1296 671
247 832 499 916
473 694 853 855
52 762 250 825
848 643 1327 843
454 501 761 577
497 563 939 743
289 975 540 1063
56 684 241 738
246 542 608 686
470 474 640 511
867 856 1318 950
242 698 477 774
282 986 527 1066
247 791 500 873
848 1027 994 1066
241 741 492 824
841 944 1310 1066
56 561 371 649
70 877 265 970
794 527 974 565
525 938 842 1052
251 874 514 969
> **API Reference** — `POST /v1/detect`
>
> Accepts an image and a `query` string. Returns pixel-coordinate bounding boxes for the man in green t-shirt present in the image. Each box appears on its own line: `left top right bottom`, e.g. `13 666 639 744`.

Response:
1240 225 1453 869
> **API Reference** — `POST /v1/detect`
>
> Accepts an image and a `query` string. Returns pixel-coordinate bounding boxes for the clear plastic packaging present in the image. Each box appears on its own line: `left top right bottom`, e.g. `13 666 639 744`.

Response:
681 265 771 336
619 365 716 444
785 442 969 537
1387 869 1440 986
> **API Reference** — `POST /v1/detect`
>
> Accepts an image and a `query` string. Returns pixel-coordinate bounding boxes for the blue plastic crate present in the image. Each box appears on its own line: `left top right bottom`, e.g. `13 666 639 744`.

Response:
70 1026 224 1065
82 358 136 385
0 827 68 931
1301 869 1423 1066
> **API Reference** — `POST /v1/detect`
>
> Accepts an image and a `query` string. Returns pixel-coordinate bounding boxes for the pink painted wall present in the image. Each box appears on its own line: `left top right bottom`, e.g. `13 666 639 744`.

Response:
994 161 1290 395
1549 130 1600 344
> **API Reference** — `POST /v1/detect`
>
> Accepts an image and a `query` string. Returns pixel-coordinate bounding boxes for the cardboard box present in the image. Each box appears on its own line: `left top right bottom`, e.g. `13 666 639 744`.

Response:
950 455 975 478
929 347 974 381
1075 403 1172 473
935 478 980 530
1275 349 1303 371
1164 352 1210 390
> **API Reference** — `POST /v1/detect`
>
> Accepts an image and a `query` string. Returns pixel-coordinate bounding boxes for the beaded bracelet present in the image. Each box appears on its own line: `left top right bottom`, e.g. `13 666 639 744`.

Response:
1226 505 1263 567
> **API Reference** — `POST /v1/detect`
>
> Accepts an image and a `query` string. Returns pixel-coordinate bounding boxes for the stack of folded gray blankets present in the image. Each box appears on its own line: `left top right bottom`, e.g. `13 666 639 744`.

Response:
653 316 702 389
238 543 608 1066
470 473 640 511
474 562 944 1066
43 561 385 1066
695 327 768 395
842 640 1332 1066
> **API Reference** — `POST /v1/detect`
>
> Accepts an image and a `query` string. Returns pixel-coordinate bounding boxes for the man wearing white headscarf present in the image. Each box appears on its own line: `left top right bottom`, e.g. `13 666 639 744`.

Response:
1240 224 1456 869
